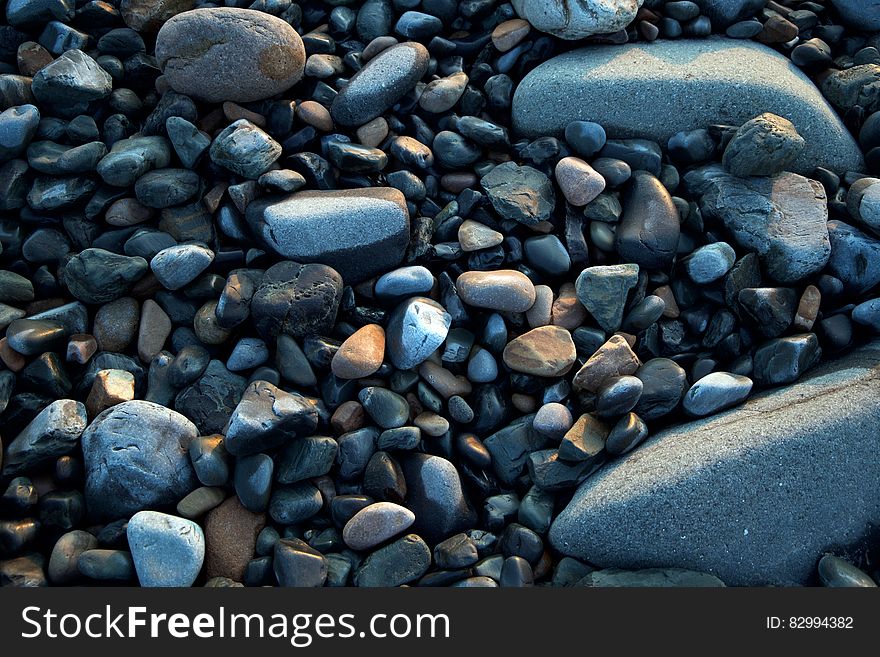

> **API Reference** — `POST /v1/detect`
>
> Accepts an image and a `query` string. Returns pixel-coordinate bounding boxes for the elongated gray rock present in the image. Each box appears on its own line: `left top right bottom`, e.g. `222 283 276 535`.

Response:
513 37 864 174
246 188 410 283
2 399 88 476
550 341 880 586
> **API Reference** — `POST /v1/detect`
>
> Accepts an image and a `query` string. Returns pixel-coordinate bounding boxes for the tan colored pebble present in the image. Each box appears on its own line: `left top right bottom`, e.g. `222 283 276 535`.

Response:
491 18 531 52
654 284 680 318
194 300 231 345
457 269 537 312
511 393 538 413
66 333 97 364
793 284 821 331
413 411 450 437
137 298 171 363
297 100 334 132
458 219 504 252
526 284 554 328
331 324 386 379
418 360 473 398
204 496 266 582
17 41 53 77
0 337 25 371
551 282 588 330
222 101 266 128
202 182 228 213
572 335 641 392
331 401 367 434
555 156 606 206
105 197 153 227
86 369 135 417
503 325 577 377
356 117 389 148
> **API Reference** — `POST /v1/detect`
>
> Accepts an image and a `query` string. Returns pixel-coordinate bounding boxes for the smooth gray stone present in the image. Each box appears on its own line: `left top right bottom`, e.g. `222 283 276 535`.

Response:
353 533 431 587
127 511 205 587
2 399 87 476
550 341 880 586
48 530 97 584
96 135 171 187
331 42 429 127
385 297 451 371
513 38 864 175
246 188 410 284
81 400 199 521
209 119 281 179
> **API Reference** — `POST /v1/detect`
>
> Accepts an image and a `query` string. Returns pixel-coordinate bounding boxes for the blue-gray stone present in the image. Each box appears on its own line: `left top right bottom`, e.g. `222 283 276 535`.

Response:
97 136 172 187
134 168 200 209
513 38 864 175
2 399 87 477
166 116 210 169
81 400 199 521
685 242 737 283
150 243 215 291
0 104 39 160
209 119 281 179
331 42 429 127
127 511 205 587
63 248 148 304
682 371 753 417
826 220 880 295
31 50 113 118
374 265 434 302
853 298 880 332
247 188 410 284
27 140 107 174
227 337 269 372
385 297 451 370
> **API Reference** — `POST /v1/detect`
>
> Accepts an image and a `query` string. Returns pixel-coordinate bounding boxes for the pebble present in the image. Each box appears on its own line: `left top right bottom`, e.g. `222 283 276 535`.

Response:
247 188 410 284
234 453 273 513
81 401 197 520
188 435 228 488
48 530 97 584
605 412 650 455
596 376 644 418
78 549 134 581
31 49 112 118
533 403 574 439
616 172 680 269
524 235 571 277
457 270 536 312
155 8 305 103
419 71 468 114
402 453 476 543
555 157 606 206
683 372 753 417
634 358 687 419
331 42 428 127
511 0 641 40
818 555 878 588
481 162 555 226
739 287 797 338
2 399 87 477
752 333 821 387
97 136 171 187
274 538 327 587
576 264 639 333
354 534 431 587
492 19 530 52
343 502 415 551
63 248 148 304
268 483 323 526
573 335 641 393
723 113 805 177
826 221 880 295
0 104 40 160
86 369 135 417
503 326 577 377
250 261 342 340
224 380 318 456
5 318 66 356
204 496 265 582
127 511 205 587
359 386 410 429
685 242 736 283
226 337 269 372
209 119 281 179
386 297 451 371
458 219 503 252
276 436 338 484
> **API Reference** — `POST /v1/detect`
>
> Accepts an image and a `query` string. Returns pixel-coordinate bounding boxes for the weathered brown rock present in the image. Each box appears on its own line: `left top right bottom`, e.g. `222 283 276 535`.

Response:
204 496 266 582
503 326 577 377
572 335 641 392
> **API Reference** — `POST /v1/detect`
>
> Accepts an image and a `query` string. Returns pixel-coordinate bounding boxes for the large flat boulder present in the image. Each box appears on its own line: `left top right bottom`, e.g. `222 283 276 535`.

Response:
512 37 864 175
549 341 880 586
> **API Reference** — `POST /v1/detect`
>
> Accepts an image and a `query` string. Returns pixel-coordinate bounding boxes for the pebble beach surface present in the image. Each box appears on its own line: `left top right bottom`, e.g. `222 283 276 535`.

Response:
1 0 879 589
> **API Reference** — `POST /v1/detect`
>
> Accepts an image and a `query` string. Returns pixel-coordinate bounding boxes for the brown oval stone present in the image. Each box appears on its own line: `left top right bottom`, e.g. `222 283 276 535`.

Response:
503 325 577 377
155 8 305 103
331 324 385 379
204 496 266 582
